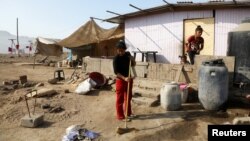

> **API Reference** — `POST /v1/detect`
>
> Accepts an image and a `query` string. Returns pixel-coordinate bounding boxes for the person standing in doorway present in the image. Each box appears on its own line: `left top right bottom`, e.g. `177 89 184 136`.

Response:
113 40 136 121
186 25 204 65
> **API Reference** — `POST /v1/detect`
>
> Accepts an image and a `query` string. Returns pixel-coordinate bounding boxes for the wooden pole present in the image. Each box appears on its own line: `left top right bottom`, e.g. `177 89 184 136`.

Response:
106 10 121 16
16 18 20 56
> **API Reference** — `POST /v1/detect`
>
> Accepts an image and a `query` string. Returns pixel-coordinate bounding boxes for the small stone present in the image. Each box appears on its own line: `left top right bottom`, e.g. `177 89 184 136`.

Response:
49 63 55 67
3 81 11 85
41 104 50 109
48 78 57 84
64 89 70 93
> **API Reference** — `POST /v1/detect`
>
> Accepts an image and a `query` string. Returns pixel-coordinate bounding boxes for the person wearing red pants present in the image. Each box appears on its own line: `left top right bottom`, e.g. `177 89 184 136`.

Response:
113 40 136 121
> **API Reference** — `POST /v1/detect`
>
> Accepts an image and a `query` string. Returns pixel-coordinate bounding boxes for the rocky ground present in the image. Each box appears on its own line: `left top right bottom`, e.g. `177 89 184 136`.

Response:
0 54 249 141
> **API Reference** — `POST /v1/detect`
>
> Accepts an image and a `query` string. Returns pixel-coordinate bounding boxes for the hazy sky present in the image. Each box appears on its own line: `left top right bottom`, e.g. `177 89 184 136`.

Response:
0 0 208 39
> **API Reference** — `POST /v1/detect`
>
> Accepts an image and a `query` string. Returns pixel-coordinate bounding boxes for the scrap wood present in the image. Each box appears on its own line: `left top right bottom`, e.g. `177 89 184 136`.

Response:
26 88 56 98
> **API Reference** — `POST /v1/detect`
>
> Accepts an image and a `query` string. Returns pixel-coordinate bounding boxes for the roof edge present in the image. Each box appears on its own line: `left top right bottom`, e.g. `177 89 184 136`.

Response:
105 1 250 24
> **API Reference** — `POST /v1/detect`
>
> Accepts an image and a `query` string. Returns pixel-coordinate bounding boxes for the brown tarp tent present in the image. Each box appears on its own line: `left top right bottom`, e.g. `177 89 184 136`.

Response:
57 19 124 48
34 37 62 56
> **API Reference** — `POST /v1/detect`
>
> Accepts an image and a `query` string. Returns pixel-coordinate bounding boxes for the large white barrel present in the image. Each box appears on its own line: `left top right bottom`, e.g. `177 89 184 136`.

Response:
160 82 181 111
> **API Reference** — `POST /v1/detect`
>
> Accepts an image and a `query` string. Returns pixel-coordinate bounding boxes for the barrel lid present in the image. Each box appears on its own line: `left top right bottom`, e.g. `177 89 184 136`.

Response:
202 59 225 66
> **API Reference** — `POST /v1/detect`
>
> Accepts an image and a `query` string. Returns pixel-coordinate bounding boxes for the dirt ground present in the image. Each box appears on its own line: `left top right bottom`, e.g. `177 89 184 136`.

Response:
0 55 249 141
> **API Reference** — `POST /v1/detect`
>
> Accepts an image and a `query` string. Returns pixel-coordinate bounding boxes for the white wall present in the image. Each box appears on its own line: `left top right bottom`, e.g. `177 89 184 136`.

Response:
125 8 250 64
125 10 213 64
214 9 250 56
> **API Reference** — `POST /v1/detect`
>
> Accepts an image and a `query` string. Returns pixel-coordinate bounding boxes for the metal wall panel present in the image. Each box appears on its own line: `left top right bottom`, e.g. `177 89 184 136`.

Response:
214 9 250 56
125 10 213 64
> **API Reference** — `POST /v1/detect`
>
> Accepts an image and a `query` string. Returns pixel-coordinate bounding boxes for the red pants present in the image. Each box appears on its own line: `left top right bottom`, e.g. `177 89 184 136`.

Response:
115 78 133 120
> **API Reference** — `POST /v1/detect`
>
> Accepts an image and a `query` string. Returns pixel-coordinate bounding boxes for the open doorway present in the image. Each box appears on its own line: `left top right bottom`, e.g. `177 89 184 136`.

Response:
184 18 215 56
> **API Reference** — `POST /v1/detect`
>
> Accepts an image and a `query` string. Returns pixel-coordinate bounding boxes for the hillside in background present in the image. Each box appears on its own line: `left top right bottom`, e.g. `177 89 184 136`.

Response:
0 30 34 53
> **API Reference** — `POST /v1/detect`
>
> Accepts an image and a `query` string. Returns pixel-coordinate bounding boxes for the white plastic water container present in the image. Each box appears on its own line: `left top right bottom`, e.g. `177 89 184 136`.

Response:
160 82 182 111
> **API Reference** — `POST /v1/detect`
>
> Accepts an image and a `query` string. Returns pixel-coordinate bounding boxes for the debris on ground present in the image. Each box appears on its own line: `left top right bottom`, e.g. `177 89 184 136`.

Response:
35 82 44 88
48 78 58 84
75 78 96 95
20 114 44 128
19 75 28 84
49 106 64 113
233 117 250 125
64 89 70 93
41 103 50 109
62 125 100 141
26 88 57 98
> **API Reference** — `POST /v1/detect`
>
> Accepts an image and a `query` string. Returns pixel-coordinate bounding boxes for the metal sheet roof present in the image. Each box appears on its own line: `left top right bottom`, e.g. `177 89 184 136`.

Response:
105 1 250 24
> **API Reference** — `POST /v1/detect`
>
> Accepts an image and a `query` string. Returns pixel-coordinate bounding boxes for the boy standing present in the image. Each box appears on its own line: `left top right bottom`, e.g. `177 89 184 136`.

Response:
113 40 136 121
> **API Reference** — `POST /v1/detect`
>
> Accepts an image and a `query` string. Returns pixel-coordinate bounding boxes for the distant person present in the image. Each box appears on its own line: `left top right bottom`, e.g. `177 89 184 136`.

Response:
185 25 204 65
66 51 73 67
113 40 136 121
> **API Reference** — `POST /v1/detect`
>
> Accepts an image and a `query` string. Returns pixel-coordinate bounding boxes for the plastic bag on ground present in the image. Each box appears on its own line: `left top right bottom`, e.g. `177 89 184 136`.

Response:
75 78 96 95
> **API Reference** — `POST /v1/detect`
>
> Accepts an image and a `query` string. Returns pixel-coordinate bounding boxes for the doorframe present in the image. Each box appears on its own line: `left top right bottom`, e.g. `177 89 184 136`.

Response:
183 17 215 56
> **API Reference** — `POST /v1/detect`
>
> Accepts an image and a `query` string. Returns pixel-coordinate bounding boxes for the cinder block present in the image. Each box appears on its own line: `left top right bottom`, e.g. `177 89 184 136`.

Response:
20 114 44 128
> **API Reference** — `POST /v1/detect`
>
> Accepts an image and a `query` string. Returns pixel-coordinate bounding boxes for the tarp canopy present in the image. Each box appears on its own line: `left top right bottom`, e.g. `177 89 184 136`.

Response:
34 37 63 56
57 19 124 48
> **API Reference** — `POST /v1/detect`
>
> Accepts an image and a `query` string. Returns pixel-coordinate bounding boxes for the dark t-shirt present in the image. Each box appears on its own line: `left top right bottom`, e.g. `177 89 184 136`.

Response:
188 35 204 51
113 52 131 77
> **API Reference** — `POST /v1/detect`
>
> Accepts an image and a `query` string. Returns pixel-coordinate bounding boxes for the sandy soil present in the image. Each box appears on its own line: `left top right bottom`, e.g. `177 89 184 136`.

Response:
0 55 249 141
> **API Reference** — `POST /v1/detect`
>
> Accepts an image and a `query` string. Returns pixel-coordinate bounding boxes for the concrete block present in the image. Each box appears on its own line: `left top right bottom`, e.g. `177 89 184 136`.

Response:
85 58 101 73
20 114 44 128
133 62 148 78
100 59 114 76
233 117 250 125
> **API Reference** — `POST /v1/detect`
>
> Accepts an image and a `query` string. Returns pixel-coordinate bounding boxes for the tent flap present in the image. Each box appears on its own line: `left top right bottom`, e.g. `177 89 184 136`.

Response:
58 20 124 48
34 37 62 56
